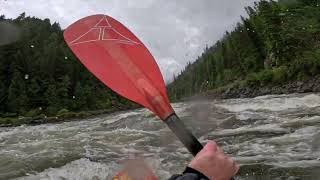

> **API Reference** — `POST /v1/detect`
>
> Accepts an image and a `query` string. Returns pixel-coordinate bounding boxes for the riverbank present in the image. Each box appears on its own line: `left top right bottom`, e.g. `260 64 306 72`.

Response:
187 75 320 100
3 75 320 127
0 105 140 127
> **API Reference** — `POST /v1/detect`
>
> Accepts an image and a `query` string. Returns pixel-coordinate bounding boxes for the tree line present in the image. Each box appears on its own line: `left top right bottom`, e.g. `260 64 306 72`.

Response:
0 13 132 118
168 0 320 100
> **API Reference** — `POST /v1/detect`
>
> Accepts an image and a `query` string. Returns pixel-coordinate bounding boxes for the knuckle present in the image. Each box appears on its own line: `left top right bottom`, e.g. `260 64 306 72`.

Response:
207 153 216 160
217 154 226 162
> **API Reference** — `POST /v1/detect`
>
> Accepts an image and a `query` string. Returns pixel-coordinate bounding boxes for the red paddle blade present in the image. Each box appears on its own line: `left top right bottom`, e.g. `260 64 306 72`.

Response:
64 14 173 120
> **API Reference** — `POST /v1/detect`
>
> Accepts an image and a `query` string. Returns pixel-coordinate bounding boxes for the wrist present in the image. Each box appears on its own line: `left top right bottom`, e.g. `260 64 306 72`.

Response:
184 166 210 180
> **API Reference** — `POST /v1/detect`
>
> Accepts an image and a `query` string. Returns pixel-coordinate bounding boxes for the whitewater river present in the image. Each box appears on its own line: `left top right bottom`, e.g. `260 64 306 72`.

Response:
1 93 320 180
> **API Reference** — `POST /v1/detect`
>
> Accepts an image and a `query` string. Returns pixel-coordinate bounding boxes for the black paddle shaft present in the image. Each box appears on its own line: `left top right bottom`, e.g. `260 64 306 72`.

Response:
164 113 203 156
164 114 236 180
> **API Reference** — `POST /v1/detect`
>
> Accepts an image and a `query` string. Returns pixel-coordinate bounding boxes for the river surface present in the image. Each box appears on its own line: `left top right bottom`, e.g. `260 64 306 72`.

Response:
1 93 320 180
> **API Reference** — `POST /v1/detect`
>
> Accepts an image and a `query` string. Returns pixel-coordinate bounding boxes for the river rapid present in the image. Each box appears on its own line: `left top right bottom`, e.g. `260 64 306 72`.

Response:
1 93 320 180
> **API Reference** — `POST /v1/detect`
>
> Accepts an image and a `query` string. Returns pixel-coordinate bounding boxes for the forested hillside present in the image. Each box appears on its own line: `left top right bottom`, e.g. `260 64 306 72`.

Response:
0 13 133 120
1 0 320 124
168 0 320 100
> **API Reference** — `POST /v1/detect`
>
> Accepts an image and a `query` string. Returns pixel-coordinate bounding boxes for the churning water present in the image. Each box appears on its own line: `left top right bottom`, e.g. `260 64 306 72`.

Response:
1 93 320 180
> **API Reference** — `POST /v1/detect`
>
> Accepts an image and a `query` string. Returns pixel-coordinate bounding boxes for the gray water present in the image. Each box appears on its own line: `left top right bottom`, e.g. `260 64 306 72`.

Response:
1 93 320 180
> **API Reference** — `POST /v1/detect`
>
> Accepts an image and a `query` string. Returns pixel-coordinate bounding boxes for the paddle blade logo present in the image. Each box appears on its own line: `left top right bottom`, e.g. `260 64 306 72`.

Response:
69 16 139 46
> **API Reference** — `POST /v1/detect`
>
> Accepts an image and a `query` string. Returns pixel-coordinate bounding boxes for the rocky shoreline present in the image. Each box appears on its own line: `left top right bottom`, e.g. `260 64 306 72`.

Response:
0 105 140 127
3 76 320 127
196 75 320 100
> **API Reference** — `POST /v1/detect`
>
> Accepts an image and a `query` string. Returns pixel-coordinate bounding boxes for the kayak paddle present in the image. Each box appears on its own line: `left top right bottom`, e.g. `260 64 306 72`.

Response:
63 14 203 156
64 14 236 180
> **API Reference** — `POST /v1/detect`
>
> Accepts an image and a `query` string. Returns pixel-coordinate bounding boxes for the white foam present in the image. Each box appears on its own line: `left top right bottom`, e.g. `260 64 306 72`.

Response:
209 124 289 137
281 116 320 128
102 111 141 125
109 127 158 135
268 159 320 168
14 158 118 180
268 126 319 145
235 110 268 121
216 94 320 112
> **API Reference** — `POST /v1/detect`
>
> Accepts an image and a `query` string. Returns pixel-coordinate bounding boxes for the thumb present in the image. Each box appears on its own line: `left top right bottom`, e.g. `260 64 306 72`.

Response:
203 141 218 152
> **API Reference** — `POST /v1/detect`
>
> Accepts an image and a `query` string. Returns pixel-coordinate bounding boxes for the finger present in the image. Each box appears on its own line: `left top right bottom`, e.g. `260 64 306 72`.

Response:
234 163 240 174
205 141 218 152
229 159 240 176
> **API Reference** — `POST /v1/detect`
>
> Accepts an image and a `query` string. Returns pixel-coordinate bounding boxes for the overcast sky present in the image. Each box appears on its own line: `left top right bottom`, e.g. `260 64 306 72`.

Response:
1 0 257 83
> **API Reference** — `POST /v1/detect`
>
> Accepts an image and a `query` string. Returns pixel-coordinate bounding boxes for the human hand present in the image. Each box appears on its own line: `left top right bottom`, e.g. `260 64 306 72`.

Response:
188 141 239 180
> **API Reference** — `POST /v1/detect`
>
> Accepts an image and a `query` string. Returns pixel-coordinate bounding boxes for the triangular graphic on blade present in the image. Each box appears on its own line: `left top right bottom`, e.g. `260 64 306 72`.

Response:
70 16 139 46
102 28 138 44
94 16 111 28
70 28 101 45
